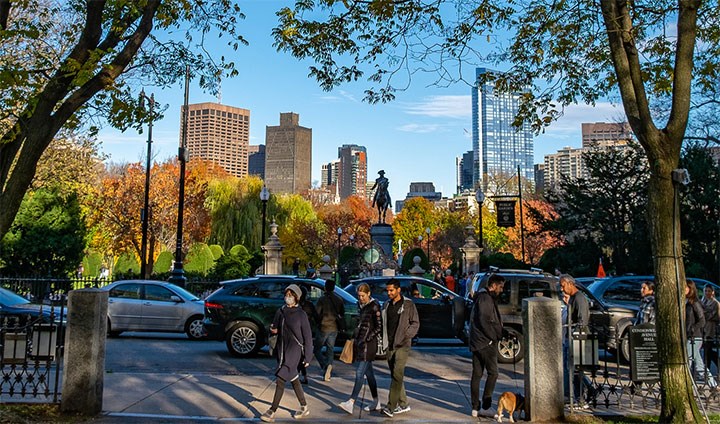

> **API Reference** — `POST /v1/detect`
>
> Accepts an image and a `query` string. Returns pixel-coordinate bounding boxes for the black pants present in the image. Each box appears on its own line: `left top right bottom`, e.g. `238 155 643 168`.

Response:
269 376 306 412
470 345 498 410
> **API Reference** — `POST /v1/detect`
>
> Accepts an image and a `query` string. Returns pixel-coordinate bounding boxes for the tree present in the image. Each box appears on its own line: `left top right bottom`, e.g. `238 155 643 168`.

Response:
0 187 87 277
503 199 564 266
548 144 651 275
0 0 245 243
273 1 717 418
392 197 436 256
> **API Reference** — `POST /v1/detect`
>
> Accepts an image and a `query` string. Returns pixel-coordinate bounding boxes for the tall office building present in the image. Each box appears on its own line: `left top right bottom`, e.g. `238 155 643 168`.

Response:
185 102 250 177
456 150 474 194
264 112 312 194
543 146 585 190
320 159 341 199
247 144 265 179
471 68 534 190
337 144 368 200
582 122 633 148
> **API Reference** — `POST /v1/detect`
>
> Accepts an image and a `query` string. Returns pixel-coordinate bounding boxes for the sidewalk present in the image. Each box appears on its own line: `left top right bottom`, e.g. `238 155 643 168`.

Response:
87 371 529 423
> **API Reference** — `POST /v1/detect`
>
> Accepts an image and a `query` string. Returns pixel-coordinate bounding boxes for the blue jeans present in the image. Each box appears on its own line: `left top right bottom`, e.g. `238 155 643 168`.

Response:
314 331 337 370
688 337 717 388
350 360 378 400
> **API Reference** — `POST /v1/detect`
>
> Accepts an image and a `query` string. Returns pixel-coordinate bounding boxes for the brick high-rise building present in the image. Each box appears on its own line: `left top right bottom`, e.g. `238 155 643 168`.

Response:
337 144 368 200
264 113 312 194
248 144 265 179
185 102 250 177
582 122 633 148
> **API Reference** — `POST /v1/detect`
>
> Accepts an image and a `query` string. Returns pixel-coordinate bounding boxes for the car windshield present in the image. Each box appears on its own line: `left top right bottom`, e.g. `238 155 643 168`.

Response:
0 287 31 306
331 285 357 303
169 284 201 301
585 277 609 292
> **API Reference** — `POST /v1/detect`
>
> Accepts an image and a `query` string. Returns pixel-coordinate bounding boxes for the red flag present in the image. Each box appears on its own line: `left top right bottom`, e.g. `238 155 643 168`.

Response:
597 258 606 278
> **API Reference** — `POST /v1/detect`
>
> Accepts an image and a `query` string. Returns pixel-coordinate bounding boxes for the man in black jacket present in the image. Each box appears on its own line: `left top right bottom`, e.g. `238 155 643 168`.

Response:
314 279 345 381
469 274 505 417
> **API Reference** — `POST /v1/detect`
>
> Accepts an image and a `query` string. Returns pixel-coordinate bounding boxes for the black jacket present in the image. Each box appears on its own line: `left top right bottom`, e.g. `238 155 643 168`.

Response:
271 305 314 381
353 298 382 361
687 299 706 339
469 288 503 352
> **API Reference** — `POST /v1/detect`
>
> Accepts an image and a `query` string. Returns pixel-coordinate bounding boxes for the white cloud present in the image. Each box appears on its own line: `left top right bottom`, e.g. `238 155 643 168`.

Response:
402 95 471 119
396 123 442 133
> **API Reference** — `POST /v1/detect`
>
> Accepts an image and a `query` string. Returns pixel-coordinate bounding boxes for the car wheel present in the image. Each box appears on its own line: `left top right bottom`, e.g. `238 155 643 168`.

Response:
226 321 261 357
107 319 122 338
497 327 524 364
185 315 206 340
620 331 631 363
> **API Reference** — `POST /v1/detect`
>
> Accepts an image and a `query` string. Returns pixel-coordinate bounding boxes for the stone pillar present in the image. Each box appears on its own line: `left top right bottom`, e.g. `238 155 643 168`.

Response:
369 223 394 259
60 289 108 415
523 297 564 422
408 256 426 276
459 226 481 275
262 221 284 275
318 255 334 280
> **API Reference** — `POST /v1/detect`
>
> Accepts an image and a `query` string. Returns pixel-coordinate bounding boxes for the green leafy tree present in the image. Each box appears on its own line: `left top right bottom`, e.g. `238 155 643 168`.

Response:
0 188 87 277
0 0 244 244
273 0 718 416
184 243 215 276
209 245 224 261
153 251 174 275
210 244 251 280
392 197 436 255
115 253 139 279
82 250 104 277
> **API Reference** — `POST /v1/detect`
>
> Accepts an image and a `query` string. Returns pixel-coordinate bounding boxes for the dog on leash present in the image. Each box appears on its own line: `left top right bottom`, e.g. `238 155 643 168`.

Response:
493 391 525 423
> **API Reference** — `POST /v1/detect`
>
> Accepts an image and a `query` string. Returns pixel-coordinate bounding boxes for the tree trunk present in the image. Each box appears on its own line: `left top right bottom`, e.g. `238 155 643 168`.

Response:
646 142 701 422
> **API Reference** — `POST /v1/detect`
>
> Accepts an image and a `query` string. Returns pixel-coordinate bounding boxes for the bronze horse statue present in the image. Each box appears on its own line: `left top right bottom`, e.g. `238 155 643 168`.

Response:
371 170 391 224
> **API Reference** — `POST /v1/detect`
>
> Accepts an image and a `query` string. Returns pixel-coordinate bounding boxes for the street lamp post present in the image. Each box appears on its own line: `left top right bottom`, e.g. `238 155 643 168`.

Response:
260 186 270 246
337 227 343 266
139 90 154 279
169 67 190 288
475 187 485 251
425 227 431 265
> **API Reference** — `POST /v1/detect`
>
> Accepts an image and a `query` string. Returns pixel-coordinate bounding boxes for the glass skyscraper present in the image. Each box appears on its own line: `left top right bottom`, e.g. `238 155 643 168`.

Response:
471 68 534 190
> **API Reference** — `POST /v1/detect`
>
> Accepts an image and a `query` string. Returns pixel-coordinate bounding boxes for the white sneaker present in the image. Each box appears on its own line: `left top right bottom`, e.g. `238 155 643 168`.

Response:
324 364 332 381
293 405 309 419
471 409 478 417
338 399 354 414
363 399 380 412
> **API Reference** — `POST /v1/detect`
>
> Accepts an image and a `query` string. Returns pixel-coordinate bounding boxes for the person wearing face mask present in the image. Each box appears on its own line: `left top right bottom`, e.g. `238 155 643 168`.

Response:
338 283 383 414
468 274 505 417
260 284 314 422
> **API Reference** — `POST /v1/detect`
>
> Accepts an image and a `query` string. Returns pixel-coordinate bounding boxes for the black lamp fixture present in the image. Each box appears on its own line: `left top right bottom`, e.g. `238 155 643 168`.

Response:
475 187 485 251
138 90 154 279
260 185 270 246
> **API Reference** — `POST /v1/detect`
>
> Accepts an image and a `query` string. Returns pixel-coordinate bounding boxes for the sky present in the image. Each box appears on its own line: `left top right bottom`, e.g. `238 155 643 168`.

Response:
99 1 625 205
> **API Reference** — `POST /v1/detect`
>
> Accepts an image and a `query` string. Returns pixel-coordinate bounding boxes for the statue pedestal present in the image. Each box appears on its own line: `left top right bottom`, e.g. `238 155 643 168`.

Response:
370 224 394 259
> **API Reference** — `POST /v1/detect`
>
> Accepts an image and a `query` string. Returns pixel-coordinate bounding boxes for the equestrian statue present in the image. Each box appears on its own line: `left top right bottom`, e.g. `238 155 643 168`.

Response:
371 170 391 224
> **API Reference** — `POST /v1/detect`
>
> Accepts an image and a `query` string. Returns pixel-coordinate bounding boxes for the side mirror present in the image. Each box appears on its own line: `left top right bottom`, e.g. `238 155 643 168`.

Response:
170 295 182 303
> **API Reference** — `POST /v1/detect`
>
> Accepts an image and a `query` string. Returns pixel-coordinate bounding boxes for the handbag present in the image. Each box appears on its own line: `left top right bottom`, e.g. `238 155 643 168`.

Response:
339 339 354 364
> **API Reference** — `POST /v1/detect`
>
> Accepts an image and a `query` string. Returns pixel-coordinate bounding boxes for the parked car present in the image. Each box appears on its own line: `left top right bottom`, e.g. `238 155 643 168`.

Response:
586 275 720 308
101 280 206 340
0 286 65 326
203 276 359 357
467 268 637 363
344 275 472 343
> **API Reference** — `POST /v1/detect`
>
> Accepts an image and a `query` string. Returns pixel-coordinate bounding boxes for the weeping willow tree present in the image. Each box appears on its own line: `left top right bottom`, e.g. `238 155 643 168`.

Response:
206 176 268 252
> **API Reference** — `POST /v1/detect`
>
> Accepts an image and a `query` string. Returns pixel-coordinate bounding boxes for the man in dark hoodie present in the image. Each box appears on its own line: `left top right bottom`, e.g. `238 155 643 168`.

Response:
314 279 345 381
469 274 505 417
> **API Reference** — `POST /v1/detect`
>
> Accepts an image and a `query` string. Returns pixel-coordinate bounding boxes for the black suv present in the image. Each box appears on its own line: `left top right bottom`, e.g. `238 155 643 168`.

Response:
467 268 636 363
344 275 472 343
203 276 359 357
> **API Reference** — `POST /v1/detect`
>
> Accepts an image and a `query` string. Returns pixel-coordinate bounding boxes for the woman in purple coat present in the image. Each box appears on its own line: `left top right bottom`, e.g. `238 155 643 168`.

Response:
260 284 314 422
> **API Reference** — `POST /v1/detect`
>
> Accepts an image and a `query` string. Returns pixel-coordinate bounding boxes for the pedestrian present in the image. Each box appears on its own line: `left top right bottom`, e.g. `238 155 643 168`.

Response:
298 286 318 385
380 278 420 418
314 279 345 381
702 285 720 374
444 270 456 293
686 279 718 390
292 258 301 276
260 284 314 422
305 262 316 279
338 283 383 414
468 274 504 417
634 281 656 325
560 274 592 407
457 273 468 298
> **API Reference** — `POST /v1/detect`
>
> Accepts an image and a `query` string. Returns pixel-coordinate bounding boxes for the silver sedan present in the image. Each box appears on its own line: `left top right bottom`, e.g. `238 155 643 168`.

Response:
102 280 206 340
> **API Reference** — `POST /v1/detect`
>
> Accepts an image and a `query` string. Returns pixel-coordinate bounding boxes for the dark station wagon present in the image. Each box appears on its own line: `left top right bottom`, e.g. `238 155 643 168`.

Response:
203 276 359 357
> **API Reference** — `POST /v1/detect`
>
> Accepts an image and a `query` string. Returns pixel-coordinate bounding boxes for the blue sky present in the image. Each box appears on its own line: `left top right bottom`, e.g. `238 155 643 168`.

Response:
99 1 624 204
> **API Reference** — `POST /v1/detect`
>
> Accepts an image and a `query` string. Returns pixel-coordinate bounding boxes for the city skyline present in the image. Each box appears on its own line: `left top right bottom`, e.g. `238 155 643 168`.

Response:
98 1 626 205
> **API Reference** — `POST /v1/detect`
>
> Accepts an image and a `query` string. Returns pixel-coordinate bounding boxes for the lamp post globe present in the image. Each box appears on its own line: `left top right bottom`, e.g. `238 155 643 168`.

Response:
425 227 431 265
337 227 343 266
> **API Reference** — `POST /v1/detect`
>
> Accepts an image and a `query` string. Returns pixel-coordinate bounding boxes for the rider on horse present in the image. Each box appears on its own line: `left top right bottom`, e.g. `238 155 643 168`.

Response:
371 170 391 224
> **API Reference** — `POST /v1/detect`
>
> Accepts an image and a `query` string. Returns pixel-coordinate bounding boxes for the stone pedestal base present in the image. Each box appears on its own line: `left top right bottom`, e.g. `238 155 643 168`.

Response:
370 224 394 258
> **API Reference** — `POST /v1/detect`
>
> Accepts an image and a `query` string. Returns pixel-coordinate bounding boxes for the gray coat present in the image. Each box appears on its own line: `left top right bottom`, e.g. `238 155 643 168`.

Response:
381 296 419 350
